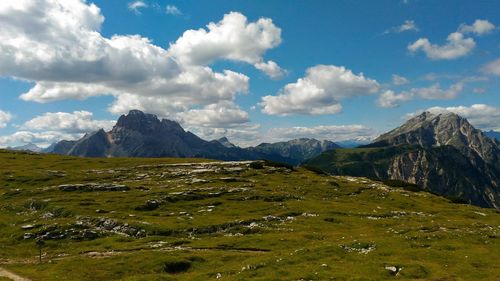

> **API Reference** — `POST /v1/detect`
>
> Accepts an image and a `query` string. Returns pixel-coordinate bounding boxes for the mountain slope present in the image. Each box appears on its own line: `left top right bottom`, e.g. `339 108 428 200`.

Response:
212 137 236 148
305 112 500 208
51 110 340 164
1 149 499 280
249 138 340 165
55 110 258 161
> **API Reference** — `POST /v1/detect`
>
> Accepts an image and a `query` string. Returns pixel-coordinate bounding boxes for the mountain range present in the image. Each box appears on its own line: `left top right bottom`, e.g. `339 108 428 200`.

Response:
7 143 43 152
12 109 500 208
45 110 337 165
304 111 500 209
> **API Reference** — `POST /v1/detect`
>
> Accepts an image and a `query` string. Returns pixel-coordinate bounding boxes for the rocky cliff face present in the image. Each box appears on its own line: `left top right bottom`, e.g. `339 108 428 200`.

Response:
374 112 500 168
306 111 500 208
381 112 500 208
54 110 257 160
387 146 499 208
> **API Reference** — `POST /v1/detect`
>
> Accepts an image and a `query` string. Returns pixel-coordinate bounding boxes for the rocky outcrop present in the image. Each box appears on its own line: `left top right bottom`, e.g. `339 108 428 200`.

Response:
212 137 236 148
305 112 500 208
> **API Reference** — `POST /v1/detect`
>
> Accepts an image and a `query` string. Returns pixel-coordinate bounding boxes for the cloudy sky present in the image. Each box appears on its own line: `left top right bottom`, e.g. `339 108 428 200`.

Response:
0 0 499 147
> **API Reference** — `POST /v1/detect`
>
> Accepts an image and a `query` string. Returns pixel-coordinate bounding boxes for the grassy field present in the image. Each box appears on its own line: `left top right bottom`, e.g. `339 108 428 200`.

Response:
0 149 499 280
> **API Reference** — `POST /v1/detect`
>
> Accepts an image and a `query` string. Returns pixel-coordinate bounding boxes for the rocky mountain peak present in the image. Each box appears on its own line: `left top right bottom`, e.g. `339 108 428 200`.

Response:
115 110 161 133
374 111 481 148
215 137 236 148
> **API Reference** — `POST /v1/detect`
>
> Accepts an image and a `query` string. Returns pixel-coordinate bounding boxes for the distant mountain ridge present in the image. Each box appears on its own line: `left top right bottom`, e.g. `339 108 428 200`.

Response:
248 138 340 165
305 111 500 208
7 143 42 152
49 110 340 164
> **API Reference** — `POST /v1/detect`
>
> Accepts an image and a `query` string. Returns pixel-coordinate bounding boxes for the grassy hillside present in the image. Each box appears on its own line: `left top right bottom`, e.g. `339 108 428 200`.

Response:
0 149 499 280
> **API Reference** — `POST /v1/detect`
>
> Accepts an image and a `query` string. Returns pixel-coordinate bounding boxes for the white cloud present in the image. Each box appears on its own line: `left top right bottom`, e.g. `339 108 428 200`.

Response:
165 5 181 15
191 125 261 147
0 1 279 133
128 1 148 14
408 32 476 60
408 19 495 60
167 12 283 77
406 104 500 131
392 74 409 85
412 82 464 99
177 102 250 128
377 90 412 108
385 20 419 34
260 65 380 115
22 111 115 134
267 125 377 142
254 60 286 79
459 19 495 36
482 58 500 76
0 110 12 128
0 130 81 148
378 82 464 108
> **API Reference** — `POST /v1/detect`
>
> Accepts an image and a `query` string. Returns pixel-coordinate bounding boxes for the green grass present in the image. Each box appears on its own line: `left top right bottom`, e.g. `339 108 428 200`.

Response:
0 149 499 280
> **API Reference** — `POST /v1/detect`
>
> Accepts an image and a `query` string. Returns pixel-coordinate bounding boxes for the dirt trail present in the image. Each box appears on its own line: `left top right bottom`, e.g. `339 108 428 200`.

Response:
0 266 31 281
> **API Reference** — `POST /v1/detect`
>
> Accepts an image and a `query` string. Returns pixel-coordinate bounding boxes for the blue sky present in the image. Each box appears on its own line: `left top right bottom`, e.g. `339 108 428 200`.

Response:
0 0 499 147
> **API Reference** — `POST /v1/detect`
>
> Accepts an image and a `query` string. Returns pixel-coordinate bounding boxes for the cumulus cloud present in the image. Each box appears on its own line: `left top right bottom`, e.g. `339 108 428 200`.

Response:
408 32 476 60
128 1 148 14
0 131 79 148
177 102 250 128
165 5 181 15
0 110 12 128
406 104 500 131
378 82 464 108
167 12 283 77
22 111 115 134
482 58 500 76
260 65 380 115
377 90 412 108
459 19 496 36
384 20 419 34
254 60 286 79
191 125 261 147
408 19 495 60
0 1 285 134
392 74 409 85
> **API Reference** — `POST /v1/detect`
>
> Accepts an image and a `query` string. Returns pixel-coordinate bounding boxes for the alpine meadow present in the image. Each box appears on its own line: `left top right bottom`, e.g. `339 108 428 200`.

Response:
0 1 499 280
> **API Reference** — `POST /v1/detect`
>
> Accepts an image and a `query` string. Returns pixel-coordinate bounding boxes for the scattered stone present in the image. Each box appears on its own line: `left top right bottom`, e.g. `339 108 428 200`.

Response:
82 229 99 240
190 178 209 184
219 177 239 182
41 212 54 219
21 224 36 230
23 233 35 239
58 183 129 192
385 265 402 276
340 242 376 254
135 199 160 211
